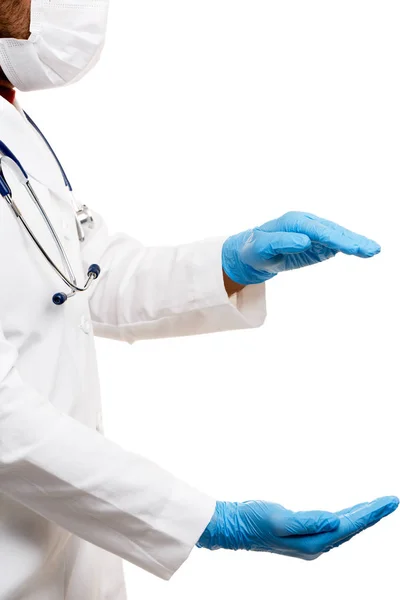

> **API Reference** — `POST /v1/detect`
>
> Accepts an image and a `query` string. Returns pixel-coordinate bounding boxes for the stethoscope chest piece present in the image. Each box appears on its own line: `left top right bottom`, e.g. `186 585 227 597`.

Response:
75 204 95 242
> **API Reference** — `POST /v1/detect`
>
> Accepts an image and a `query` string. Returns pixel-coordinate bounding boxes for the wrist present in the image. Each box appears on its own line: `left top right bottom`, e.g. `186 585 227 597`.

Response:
223 270 246 296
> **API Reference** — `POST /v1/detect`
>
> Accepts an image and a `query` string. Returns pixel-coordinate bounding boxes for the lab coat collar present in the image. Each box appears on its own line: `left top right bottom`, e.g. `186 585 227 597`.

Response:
0 95 69 199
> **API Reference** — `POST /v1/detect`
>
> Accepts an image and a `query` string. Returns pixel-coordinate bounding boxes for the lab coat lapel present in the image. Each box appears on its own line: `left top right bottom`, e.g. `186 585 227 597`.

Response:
0 96 68 199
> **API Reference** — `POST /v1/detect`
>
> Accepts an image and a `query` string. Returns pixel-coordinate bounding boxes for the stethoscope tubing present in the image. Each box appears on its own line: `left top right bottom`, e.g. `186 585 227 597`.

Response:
26 180 77 286
4 189 96 293
24 111 73 192
0 113 101 304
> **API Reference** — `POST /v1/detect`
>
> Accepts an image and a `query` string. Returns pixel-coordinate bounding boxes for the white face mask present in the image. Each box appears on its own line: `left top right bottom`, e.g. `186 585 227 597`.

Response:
0 0 109 92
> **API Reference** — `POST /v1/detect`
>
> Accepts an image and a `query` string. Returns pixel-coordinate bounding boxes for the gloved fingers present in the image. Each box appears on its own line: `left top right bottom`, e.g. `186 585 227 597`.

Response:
260 212 380 258
272 510 340 537
299 218 380 258
333 501 370 517
251 230 312 260
284 496 399 559
320 497 400 554
315 216 381 257
335 496 399 535
327 496 398 547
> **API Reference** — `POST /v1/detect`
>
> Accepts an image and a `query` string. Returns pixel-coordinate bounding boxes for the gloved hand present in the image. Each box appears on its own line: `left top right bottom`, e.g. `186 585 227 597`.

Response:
197 497 398 559
222 211 381 285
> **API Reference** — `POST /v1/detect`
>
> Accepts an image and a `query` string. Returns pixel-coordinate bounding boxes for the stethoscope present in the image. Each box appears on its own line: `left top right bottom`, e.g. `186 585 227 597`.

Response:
0 112 101 306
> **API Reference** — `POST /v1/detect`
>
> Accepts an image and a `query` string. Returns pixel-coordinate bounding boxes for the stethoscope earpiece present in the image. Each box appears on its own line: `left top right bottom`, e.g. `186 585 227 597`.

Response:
52 265 101 306
88 264 101 279
52 292 68 306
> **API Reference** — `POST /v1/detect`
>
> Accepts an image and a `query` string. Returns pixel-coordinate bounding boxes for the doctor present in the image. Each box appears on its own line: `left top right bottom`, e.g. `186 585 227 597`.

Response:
0 2 397 599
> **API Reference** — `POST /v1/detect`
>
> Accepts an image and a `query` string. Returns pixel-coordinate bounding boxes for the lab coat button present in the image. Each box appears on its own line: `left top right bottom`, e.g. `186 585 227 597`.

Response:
62 220 70 240
96 413 103 433
80 316 91 334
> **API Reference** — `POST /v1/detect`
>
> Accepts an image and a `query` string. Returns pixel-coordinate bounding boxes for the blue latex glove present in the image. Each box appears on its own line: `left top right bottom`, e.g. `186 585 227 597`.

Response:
197 497 398 559
222 211 381 285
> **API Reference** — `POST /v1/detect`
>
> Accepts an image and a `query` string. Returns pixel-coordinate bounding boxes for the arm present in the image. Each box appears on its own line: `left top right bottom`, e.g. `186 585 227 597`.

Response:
0 323 215 580
81 210 381 343
80 212 265 343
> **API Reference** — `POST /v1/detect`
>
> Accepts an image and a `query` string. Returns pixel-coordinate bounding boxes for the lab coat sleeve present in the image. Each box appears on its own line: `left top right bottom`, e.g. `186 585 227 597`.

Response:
81 212 266 343
0 325 216 580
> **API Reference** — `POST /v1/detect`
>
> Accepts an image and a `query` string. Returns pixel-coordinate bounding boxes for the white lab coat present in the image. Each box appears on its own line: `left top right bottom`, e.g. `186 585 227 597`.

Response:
0 95 266 600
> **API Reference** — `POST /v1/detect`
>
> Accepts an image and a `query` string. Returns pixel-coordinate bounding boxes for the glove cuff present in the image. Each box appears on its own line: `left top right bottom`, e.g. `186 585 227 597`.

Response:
196 501 245 551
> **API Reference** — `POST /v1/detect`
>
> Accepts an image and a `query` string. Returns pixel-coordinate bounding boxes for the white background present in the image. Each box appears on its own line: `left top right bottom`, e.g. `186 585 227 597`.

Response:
22 1 399 598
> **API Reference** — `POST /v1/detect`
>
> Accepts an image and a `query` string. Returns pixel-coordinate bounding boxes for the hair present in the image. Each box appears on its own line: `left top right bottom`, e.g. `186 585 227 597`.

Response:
0 0 30 40
0 0 30 83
